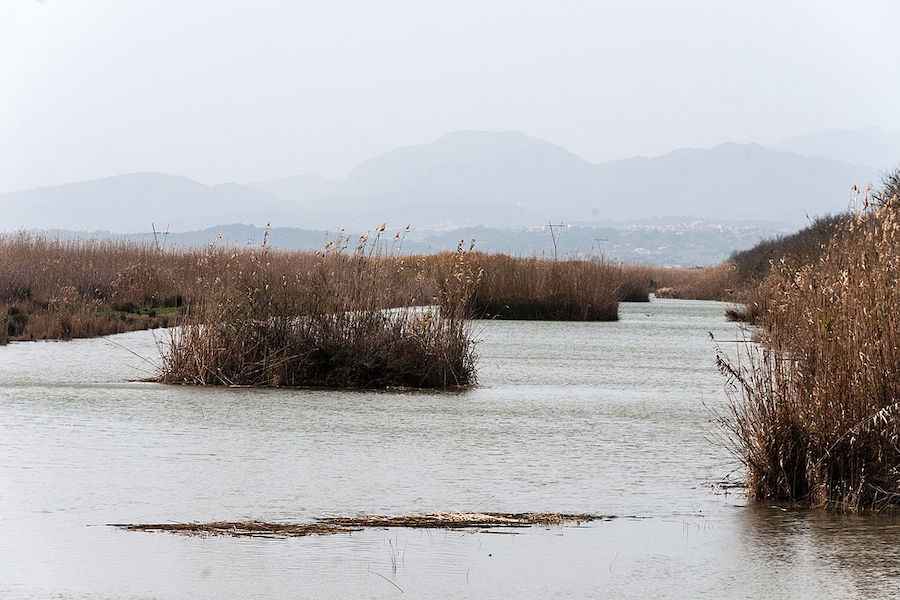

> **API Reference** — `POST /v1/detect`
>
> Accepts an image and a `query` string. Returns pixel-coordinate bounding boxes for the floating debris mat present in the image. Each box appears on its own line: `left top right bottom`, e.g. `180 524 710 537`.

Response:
111 521 355 538
319 512 604 529
111 512 605 538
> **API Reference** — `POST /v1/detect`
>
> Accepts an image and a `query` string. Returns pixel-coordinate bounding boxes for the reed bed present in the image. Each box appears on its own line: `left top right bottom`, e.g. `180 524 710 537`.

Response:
622 263 738 302
0 231 478 389
0 233 191 344
719 181 900 511
1 230 743 351
2 234 647 347
457 254 626 321
616 267 652 302
156 233 479 389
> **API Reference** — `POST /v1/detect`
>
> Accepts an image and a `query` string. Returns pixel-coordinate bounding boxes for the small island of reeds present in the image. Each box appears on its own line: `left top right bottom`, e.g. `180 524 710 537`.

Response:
157 233 480 389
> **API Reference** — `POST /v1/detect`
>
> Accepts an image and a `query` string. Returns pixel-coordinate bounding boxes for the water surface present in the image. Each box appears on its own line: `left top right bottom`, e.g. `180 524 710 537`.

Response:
1 299 898 598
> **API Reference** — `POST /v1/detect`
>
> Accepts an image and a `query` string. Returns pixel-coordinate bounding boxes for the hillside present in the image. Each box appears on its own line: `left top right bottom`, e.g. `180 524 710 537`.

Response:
0 173 296 233
770 127 900 170
0 131 882 233
246 131 878 229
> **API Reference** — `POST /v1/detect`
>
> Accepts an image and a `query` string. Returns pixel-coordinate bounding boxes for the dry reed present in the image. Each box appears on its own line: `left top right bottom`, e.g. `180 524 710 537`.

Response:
718 180 900 511
622 263 738 302
0 233 189 344
458 254 626 321
155 232 479 389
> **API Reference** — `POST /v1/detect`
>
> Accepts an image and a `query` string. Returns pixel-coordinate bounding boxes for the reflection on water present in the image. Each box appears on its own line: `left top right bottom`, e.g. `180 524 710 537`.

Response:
736 505 900 599
0 298 898 599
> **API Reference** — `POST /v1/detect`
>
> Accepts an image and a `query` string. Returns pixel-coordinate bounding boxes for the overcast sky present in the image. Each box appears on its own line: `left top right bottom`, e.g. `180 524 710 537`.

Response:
2 0 899 193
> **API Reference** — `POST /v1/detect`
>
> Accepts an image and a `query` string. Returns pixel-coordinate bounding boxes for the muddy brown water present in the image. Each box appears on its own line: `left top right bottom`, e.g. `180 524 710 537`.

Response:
1 298 898 599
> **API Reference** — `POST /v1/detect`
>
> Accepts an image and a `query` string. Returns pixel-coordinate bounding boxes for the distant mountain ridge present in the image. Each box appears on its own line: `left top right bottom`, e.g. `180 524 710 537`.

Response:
0 129 888 233
771 127 900 170
0 173 298 233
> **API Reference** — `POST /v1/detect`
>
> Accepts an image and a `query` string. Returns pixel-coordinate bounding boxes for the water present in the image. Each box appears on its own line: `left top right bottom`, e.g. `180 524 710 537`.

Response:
1 298 898 599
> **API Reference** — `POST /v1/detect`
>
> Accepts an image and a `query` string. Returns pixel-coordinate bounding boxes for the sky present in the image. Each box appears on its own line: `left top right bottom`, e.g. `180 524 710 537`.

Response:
2 0 899 193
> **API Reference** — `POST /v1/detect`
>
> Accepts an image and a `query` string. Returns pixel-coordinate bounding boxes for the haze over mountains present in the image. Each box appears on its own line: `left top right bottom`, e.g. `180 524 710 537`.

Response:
771 127 900 171
1 128 894 236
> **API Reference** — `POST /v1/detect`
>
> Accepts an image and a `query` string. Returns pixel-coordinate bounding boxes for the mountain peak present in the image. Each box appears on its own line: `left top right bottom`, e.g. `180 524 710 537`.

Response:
347 129 584 188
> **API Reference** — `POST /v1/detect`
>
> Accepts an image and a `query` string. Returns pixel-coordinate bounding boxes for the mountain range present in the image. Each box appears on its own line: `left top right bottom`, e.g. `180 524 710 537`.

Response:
1 128 896 234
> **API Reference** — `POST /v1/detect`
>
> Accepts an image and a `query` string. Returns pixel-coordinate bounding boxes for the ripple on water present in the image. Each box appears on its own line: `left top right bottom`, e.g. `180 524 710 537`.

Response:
1 299 898 599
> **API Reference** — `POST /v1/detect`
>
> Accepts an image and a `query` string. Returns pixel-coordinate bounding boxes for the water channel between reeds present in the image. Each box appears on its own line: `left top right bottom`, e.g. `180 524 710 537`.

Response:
1 298 898 599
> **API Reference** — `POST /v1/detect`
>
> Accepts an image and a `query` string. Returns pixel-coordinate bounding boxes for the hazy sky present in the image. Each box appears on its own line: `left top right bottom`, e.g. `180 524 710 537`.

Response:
2 0 899 193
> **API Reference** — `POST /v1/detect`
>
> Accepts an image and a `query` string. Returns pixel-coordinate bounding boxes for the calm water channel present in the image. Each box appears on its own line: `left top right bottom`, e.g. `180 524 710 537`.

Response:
1 298 899 599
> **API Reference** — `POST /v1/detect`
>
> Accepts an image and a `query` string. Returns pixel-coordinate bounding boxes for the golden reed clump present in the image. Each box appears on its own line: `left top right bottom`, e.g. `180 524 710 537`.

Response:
718 182 900 511
156 233 479 389
623 263 738 302
0 234 190 344
458 253 627 321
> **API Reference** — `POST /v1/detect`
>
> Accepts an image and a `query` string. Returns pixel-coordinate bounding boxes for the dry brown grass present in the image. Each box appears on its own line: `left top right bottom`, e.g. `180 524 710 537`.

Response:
2 235 642 347
620 263 738 302
156 233 479 389
0 231 478 389
718 184 900 511
3 230 741 353
0 233 191 344
455 254 627 321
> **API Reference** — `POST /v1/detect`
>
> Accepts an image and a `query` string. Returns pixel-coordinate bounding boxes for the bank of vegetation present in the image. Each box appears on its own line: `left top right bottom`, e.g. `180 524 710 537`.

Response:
1 228 747 388
625 263 738 301
462 254 627 320
0 235 189 345
0 233 635 388
719 171 900 511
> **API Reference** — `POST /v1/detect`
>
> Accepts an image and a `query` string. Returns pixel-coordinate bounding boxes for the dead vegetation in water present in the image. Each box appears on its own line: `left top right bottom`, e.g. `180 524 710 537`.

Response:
114 520 355 538
112 512 606 538
319 511 605 529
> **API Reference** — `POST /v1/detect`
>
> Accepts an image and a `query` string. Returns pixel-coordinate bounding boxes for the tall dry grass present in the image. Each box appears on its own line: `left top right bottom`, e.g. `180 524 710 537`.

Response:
3 234 639 350
155 233 479 389
2 231 743 350
619 263 738 302
456 254 626 321
719 181 900 510
0 233 189 343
